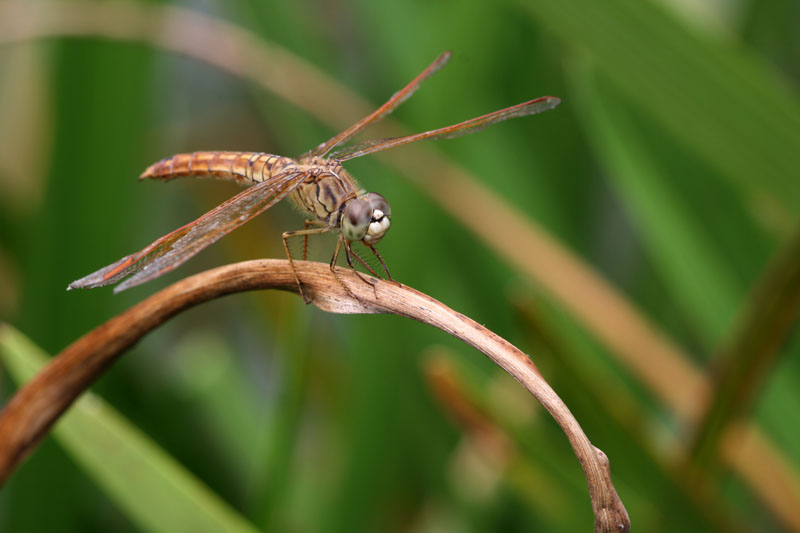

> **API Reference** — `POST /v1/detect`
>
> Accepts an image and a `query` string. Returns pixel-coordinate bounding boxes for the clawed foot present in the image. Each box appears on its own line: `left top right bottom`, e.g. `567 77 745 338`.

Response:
331 266 377 301
353 270 379 299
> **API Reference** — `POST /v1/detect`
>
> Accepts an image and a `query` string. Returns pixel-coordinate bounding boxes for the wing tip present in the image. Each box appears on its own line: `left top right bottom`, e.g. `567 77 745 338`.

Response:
67 275 105 291
67 253 138 292
67 274 94 291
531 95 561 109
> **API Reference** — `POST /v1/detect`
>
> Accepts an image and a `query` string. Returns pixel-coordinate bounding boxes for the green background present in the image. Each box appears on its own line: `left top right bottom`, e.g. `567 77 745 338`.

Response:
1 0 799 531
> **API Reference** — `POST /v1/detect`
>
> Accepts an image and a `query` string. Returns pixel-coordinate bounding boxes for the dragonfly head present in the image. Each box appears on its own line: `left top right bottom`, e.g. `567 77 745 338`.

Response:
341 192 391 244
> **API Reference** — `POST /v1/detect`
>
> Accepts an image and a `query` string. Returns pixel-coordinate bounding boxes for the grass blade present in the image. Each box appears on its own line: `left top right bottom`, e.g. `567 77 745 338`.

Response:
0 323 258 533
571 63 744 346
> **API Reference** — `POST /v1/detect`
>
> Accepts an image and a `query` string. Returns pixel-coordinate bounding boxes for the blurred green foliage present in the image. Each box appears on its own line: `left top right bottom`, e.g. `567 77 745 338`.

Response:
1 0 799 531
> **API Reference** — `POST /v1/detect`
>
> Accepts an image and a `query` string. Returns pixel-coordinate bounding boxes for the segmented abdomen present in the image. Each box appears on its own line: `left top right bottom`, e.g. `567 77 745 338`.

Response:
140 151 293 186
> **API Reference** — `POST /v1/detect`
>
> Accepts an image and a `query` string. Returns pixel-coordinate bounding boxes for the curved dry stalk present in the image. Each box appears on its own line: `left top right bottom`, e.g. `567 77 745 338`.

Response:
0 260 629 532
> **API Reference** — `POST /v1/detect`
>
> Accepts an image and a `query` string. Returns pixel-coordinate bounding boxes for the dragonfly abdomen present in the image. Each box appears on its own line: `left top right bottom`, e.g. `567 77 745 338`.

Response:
140 151 292 186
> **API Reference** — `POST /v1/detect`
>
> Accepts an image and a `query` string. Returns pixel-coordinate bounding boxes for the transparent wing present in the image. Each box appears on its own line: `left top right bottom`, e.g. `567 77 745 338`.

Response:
68 170 307 293
302 51 452 160
329 96 561 162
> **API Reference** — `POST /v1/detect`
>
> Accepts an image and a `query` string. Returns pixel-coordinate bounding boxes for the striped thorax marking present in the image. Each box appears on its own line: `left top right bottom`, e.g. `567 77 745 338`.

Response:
288 159 360 225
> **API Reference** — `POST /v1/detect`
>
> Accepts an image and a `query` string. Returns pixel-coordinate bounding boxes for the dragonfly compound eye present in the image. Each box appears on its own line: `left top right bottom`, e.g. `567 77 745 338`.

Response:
363 192 391 245
342 198 372 241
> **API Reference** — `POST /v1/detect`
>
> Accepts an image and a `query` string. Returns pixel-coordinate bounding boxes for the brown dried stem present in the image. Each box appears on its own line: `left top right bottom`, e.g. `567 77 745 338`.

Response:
688 231 800 474
0 260 630 532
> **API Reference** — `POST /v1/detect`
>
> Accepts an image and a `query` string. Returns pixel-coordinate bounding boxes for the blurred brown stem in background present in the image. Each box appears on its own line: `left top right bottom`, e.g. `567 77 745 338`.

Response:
688 230 800 475
0 260 630 533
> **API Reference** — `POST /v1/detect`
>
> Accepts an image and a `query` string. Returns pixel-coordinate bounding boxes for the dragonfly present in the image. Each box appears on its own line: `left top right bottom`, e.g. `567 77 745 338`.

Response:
68 51 560 300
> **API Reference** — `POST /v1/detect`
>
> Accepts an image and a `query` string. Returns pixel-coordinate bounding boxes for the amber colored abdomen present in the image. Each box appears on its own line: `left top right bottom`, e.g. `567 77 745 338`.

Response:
140 151 293 186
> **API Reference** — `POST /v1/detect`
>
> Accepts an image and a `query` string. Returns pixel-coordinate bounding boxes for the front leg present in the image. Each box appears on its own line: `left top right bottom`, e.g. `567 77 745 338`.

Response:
365 243 393 281
343 240 379 299
348 247 382 279
328 235 361 301
282 225 334 304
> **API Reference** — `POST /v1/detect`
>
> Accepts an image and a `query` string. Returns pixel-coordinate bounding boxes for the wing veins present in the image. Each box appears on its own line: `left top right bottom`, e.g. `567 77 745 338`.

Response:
302 51 452 159
69 171 307 292
330 96 561 162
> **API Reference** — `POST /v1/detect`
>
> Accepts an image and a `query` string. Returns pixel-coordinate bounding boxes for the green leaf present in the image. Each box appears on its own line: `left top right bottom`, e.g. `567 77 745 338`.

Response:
0 324 258 533
572 63 744 346
516 0 800 213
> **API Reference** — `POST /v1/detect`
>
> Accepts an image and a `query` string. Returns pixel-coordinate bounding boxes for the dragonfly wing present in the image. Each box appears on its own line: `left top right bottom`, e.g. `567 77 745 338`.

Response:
68 170 307 292
329 96 561 162
302 51 452 160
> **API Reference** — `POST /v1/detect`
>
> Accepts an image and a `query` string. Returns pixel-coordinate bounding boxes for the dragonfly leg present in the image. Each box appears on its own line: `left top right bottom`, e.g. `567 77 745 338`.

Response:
365 243 393 281
329 235 360 300
344 240 379 299
348 248 382 279
302 219 326 260
283 225 334 303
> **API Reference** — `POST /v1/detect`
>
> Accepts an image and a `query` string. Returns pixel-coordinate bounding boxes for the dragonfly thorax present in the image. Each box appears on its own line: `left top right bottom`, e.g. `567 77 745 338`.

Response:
341 192 391 244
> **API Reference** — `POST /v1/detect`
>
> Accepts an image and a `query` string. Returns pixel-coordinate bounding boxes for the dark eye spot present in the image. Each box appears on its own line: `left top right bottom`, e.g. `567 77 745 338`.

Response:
347 201 369 225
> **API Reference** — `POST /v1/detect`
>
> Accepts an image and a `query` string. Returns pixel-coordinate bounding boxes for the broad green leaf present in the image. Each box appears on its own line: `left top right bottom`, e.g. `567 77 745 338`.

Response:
572 64 744 347
0 324 258 533
516 0 800 213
